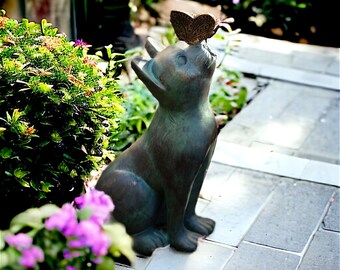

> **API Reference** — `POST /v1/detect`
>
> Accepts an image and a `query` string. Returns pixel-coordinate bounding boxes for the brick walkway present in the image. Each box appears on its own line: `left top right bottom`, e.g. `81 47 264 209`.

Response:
115 30 340 270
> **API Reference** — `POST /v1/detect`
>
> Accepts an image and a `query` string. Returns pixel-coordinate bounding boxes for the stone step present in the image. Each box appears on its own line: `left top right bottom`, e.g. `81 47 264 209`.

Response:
208 33 340 90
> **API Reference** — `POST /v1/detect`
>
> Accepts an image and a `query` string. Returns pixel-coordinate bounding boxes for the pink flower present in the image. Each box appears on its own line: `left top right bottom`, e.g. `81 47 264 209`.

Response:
74 189 114 225
91 230 111 256
63 249 81 260
6 233 44 268
19 246 44 268
6 233 32 250
74 39 88 47
45 203 78 236
68 220 111 256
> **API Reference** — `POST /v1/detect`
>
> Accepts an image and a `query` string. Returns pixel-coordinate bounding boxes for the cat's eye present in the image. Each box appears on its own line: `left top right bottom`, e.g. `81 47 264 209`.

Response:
176 55 187 65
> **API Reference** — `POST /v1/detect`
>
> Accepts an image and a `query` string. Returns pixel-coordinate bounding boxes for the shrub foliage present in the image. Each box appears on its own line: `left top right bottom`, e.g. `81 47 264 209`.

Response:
0 11 124 228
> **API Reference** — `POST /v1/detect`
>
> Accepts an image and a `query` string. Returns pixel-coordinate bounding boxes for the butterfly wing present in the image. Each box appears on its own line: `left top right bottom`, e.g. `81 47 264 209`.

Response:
170 11 217 45
170 10 194 44
190 14 217 44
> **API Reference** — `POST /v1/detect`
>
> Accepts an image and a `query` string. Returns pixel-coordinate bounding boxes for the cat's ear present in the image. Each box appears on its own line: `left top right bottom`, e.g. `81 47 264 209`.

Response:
131 55 166 101
145 37 165 58
131 37 167 99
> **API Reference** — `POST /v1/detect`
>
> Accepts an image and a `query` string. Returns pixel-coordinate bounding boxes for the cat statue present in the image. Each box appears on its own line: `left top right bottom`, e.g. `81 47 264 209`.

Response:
95 37 219 256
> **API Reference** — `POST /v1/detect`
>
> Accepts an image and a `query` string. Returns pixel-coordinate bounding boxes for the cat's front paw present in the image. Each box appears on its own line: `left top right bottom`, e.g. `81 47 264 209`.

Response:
170 227 200 252
133 228 169 256
185 215 215 236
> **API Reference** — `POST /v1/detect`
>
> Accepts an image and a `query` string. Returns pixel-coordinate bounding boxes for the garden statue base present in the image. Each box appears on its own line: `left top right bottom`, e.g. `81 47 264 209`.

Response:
96 37 219 256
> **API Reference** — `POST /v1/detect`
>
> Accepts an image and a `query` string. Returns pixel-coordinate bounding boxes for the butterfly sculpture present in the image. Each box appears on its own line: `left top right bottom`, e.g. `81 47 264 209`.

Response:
170 10 233 45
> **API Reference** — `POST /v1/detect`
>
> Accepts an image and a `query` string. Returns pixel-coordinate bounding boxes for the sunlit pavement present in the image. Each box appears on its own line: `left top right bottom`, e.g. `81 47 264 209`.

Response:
116 32 340 270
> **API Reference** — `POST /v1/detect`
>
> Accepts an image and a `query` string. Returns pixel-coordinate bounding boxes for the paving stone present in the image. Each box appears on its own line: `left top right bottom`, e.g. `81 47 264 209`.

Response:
298 99 340 164
222 80 334 146
222 55 262 76
115 264 130 270
259 65 339 90
200 169 277 246
283 92 332 122
145 240 234 270
216 80 339 167
300 160 340 187
242 47 292 66
218 33 340 89
257 113 315 149
223 241 300 270
229 81 299 127
322 190 340 232
116 255 151 270
217 78 278 145
244 179 336 252
212 140 310 180
298 230 340 270
115 264 133 270
200 162 235 201
291 51 333 73
255 84 334 149
326 60 340 76
250 141 295 156
296 152 339 166
218 122 258 146
196 197 210 214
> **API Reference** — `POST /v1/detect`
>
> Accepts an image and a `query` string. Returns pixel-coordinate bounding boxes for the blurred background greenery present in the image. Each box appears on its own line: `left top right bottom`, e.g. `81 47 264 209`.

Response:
0 0 338 49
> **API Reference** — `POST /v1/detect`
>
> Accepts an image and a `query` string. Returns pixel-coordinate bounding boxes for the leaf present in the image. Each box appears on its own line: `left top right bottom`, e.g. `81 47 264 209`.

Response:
95 256 116 270
0 147 12 159
0 230 9 250
237 86 247 106
51 132 62 142
17 178 30 189
10 208 45 233
38 204 60 218
58 161 69 173
10 109 24 122
41 181 54 192
10 204 60 233
0 248 20 269
103 223 135 264
297 3 307 8
30 180 39 191
13 168 29 179
40 18 51 35
4 171 13 177
39 140 50 147
70 169 78 178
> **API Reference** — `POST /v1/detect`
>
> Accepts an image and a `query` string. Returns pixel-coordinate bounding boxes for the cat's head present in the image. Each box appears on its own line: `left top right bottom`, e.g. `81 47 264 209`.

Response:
132 38 216 109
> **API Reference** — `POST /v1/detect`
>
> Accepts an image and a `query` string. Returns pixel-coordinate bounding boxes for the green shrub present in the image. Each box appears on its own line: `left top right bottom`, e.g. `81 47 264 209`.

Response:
0 11 124 228
112 78 157 152
209 67 247 121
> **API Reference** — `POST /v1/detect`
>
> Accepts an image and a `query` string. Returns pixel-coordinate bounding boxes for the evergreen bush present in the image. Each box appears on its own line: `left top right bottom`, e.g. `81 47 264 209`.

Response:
0 10 124 228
